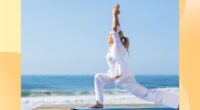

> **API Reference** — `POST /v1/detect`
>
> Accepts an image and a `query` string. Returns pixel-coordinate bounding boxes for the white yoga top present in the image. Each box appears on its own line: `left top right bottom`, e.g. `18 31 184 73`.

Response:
106 26 131 77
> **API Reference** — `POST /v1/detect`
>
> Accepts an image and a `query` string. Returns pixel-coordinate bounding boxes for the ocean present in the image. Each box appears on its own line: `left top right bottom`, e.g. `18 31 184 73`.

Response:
21 75 179 109
22 75 178 97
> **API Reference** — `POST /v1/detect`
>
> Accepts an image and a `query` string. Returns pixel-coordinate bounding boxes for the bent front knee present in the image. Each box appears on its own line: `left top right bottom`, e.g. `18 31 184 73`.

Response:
94 73 102 81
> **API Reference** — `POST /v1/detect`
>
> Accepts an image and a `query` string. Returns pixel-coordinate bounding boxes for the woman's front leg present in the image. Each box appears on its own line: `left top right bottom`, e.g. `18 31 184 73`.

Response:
90 73 115 108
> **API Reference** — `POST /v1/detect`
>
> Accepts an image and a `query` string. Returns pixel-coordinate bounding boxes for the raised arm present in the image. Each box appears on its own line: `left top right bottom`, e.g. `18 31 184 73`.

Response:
112 4 120 32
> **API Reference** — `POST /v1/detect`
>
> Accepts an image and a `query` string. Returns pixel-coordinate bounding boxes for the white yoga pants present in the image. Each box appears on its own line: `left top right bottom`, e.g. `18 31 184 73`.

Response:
94 73 179 109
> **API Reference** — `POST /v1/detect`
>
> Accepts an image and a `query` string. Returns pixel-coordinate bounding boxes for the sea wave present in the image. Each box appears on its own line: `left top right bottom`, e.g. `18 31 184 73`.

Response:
22 89 128 97
22 87 178 97
21 87 179 110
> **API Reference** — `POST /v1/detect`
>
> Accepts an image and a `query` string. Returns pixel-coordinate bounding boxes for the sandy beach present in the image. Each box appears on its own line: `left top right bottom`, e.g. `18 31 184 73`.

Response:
33 104 159 110
22 87 178 110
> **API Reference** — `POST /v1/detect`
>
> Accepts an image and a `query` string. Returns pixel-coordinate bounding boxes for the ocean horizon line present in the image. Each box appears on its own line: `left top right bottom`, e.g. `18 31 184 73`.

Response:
21 74 179 76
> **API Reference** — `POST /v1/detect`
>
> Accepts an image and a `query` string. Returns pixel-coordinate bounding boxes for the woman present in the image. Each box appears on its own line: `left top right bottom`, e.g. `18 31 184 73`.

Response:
90 4 179 109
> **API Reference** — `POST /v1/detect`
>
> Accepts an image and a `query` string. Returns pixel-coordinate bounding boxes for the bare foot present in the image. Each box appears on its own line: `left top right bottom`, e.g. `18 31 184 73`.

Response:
89 101 103 108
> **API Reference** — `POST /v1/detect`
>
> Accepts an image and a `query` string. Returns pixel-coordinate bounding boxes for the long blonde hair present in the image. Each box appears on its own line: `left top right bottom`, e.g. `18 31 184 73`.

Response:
120 36 129 54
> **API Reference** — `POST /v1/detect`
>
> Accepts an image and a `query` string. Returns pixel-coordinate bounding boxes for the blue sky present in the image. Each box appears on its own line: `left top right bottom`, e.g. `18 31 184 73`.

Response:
22 0 178 75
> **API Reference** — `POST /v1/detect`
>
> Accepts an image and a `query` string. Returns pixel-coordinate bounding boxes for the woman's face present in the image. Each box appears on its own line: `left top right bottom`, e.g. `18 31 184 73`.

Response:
107 31 123 46
107 32 113 46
